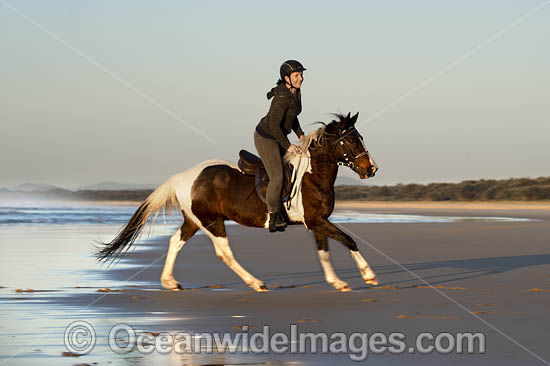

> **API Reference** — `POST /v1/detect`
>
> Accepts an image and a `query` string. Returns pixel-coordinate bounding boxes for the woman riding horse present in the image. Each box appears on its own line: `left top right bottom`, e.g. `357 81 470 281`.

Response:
254 60 307 233
97 112 380 292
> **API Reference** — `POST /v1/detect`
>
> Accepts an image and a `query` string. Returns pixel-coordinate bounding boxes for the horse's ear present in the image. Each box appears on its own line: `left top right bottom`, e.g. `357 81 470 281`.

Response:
338 113 350 130
339 112 352 129
350 112 359 125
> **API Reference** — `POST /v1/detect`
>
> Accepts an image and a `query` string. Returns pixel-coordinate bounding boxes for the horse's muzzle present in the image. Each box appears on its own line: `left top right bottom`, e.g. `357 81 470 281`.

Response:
354 165 377 179
367 166 377 178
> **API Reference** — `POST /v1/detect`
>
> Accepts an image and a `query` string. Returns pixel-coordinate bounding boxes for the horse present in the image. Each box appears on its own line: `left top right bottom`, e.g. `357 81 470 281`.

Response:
96 112 379 292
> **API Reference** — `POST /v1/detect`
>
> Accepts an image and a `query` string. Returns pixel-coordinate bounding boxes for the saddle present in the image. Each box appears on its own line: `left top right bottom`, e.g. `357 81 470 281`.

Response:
238 150 294 204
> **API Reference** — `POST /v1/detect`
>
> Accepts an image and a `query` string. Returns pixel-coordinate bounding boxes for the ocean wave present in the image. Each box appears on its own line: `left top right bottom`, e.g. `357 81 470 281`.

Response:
0 204 533 226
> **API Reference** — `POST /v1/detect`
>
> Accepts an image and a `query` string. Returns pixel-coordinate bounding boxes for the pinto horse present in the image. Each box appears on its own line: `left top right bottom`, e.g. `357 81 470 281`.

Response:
96 112 379 292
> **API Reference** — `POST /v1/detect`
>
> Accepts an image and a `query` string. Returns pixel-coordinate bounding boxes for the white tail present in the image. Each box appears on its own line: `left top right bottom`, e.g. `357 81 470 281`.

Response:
95 176 181 263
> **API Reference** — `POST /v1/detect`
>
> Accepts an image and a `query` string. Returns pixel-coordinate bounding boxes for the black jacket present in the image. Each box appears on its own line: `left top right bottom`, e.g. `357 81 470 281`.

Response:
256 83 304 151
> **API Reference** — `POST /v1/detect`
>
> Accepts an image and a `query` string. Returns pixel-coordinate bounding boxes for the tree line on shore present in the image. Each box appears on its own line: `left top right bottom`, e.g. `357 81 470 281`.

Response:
335 177 550 201
1 176 549 202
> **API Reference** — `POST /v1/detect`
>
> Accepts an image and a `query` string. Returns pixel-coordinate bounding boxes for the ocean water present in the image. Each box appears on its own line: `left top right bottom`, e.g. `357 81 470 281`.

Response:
0 202 533 226
0 204 174 225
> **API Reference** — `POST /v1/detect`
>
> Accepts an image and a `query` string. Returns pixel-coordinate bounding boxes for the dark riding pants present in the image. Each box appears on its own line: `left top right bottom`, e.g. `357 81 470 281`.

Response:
253 130 285 213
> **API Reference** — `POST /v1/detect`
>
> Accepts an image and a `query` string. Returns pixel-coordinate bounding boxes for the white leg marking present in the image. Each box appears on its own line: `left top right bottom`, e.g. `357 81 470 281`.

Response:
350 250 378 285
317 250 351 291
206 232 268 292
161 229 186 290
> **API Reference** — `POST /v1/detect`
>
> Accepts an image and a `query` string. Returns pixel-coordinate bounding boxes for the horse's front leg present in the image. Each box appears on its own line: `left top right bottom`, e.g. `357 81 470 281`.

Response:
350 249 378 285
309 218 378 286
313 231 351 291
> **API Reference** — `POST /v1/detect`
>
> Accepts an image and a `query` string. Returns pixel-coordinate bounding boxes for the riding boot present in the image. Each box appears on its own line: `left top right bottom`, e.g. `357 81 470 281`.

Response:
268 212 277 232
279 204 291 226
268 211 286 232
275 212 287 231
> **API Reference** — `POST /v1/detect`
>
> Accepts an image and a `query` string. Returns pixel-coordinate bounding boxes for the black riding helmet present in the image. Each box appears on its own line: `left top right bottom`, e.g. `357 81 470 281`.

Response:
280 60 306 88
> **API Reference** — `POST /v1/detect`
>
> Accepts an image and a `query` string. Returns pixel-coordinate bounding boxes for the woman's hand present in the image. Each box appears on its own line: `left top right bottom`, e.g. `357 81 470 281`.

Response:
299 135 305 144
287 144 302 155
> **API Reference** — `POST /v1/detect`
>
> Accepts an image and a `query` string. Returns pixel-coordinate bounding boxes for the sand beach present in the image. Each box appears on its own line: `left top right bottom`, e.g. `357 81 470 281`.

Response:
0 202 549 365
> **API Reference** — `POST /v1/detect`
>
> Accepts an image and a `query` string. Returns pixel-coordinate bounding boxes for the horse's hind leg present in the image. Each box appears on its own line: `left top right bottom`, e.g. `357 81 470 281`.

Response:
203 216 268 292
161 214 199 290
314 231 351 292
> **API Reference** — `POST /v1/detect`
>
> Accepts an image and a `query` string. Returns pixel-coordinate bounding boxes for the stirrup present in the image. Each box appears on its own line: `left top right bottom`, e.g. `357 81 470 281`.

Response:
275 212 287 231
269 212 286 232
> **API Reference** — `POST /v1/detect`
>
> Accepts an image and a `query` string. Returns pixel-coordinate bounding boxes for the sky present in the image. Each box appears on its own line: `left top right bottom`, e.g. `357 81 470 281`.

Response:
1 0 549 188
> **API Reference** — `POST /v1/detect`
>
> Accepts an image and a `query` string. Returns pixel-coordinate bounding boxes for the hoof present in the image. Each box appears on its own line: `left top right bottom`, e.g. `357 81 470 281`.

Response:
161 278 182 291
365 278 379 286
330 282 351 292
254 284 269 292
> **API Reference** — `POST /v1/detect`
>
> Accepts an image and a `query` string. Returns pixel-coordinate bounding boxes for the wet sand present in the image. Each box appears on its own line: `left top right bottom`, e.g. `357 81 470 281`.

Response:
1 205 549 365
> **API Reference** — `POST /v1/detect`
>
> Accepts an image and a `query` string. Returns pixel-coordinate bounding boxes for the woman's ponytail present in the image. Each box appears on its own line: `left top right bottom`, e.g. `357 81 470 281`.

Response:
267 79 284 99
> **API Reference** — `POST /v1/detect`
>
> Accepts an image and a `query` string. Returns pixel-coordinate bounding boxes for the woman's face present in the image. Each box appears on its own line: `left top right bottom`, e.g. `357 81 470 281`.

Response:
285 71 304 88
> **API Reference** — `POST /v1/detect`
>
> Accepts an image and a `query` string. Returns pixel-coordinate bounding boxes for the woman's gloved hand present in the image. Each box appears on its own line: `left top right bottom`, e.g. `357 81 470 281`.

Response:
287 144 303 155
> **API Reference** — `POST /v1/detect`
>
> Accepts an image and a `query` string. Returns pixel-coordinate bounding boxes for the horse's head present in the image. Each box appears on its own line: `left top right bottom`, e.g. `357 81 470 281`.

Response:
326 112 378 179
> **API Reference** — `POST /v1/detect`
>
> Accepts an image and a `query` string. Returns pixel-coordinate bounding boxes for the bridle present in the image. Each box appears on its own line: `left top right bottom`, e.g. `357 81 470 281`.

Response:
331 127 370 173
295 126 371 175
